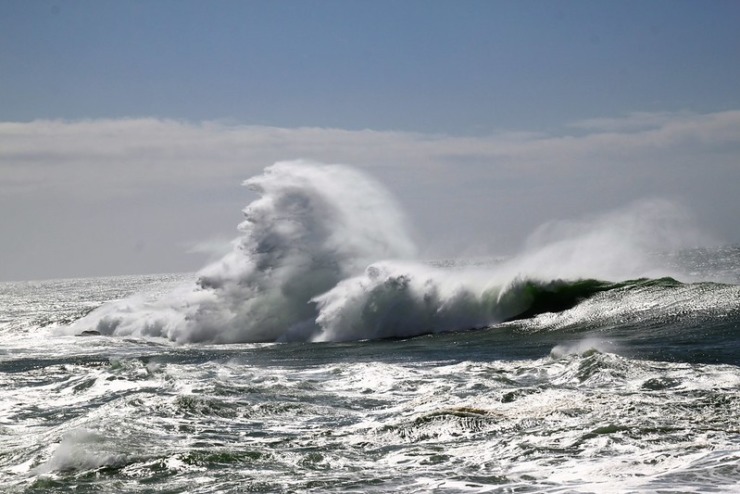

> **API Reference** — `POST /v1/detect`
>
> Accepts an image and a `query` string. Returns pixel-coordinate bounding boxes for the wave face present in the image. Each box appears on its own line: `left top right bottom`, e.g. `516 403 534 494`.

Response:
70 161 711 343
312 265 617 342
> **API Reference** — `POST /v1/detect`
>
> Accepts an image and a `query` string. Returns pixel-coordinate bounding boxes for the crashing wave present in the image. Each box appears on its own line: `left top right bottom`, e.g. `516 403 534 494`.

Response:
67 160 700 343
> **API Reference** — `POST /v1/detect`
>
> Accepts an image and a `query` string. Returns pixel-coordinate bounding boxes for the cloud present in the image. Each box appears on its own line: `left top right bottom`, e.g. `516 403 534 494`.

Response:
567 111 690 132
2 110 739 197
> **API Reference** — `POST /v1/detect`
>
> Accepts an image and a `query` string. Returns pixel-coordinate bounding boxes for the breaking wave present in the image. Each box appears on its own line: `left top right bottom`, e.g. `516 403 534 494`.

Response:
68 160 707 343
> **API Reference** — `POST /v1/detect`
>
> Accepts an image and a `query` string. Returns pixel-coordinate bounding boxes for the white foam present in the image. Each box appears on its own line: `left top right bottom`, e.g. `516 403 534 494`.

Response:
35 429 125 474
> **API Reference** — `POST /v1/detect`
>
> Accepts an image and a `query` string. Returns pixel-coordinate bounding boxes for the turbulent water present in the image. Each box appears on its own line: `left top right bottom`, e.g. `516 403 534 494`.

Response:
2 161 739 493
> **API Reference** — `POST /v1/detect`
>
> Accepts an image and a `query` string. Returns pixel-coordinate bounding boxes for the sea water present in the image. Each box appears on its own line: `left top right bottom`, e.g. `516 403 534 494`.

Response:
1 161 738 492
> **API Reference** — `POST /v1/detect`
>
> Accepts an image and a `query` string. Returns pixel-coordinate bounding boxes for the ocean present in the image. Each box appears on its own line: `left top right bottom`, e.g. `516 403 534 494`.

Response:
1 161 739 493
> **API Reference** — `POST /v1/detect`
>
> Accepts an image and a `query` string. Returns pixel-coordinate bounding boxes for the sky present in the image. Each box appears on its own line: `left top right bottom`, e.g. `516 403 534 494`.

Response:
1 0 739 281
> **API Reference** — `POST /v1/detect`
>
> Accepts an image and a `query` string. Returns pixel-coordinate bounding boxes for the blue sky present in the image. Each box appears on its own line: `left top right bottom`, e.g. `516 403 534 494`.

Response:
1 1 740 280
3 0 739 132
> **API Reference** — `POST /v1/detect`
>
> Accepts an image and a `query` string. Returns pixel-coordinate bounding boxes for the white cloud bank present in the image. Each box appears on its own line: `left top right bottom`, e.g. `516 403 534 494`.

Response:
1 110 739 280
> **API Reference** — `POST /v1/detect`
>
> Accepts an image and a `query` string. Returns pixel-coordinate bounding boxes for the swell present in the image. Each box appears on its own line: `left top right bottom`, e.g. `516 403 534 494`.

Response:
502 276 687 322
500 278 619 322
501 277 740 365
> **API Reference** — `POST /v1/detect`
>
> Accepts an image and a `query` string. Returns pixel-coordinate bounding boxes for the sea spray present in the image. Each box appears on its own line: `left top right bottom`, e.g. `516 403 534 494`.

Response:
68 161 705 343
34 429 126 475
513 198 707 281
189 160 417 342
69 160 416 342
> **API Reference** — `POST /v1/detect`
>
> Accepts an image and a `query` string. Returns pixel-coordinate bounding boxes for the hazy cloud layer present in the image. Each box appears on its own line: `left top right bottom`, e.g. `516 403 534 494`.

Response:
2 110 739 280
